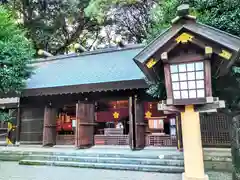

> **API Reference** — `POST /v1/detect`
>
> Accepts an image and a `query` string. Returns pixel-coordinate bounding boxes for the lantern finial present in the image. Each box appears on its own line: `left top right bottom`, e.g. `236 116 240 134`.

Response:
177 4 190 17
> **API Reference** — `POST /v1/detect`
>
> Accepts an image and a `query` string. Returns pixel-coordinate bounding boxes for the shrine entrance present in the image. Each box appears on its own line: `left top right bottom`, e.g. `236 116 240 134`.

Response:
94 100 130 146
56 105 76 145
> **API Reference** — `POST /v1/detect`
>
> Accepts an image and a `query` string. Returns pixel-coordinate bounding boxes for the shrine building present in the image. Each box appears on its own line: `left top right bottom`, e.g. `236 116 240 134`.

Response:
1 9 240 150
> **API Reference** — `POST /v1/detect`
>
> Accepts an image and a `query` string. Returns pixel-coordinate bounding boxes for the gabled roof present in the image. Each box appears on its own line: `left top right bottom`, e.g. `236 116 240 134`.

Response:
134 22 240 64
133 10 240 82
134 27 180 63
24 45 148 96
184 23 240 52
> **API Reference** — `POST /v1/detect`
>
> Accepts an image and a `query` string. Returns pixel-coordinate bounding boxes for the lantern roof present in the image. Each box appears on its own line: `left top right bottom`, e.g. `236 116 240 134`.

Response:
133 4 240 82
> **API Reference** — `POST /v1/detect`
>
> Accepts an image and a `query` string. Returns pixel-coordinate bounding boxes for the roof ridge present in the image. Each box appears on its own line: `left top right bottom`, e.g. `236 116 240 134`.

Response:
196 22 240 40
32 44 145 64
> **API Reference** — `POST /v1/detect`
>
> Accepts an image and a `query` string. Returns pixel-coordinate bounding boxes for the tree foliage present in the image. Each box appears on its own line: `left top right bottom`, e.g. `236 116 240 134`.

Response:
148 0 240 40
0 6 34 95
0 109 15 122
7 0 100 55
85 0 158 44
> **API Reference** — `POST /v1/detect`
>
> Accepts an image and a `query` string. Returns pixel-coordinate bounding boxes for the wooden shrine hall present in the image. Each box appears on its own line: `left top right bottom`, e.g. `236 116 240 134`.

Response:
1 10 240 149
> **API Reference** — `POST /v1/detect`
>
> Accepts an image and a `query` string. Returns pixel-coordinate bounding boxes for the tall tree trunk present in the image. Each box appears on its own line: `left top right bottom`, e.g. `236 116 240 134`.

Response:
232 115 240 180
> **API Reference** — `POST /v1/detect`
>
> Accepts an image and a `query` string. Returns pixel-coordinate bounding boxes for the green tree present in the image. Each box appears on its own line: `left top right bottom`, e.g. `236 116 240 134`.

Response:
85 0 158 44
0 6 34 121
148 0 240 40
6 0 100 55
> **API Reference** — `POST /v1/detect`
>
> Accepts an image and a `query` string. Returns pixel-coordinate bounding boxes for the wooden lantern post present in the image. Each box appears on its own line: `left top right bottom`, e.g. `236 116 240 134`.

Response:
133 3 240 180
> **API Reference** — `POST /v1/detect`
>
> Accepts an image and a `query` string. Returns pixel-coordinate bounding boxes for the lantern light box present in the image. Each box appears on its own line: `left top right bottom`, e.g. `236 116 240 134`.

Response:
170 62 205 100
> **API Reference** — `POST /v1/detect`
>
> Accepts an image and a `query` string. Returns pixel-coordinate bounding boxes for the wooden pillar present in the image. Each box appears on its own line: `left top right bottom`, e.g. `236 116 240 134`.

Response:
75 101 95 148
15 104 21 144
129 96 135 150
43 105 57 147
176 113 183 151
129 95 145 150
181 105 208 180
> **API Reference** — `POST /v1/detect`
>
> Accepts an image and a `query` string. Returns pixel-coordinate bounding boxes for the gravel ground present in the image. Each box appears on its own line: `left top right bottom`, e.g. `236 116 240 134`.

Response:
0 162 231 180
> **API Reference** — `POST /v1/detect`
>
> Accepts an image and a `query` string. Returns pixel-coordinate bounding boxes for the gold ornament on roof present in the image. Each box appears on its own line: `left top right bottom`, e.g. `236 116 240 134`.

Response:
219 50 232 60
175 33 194 43
146 58 157 68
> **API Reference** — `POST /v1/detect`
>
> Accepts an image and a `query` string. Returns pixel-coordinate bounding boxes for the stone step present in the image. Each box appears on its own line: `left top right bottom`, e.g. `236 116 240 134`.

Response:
19 160 184 173
0 151 184 160
23 155 184 167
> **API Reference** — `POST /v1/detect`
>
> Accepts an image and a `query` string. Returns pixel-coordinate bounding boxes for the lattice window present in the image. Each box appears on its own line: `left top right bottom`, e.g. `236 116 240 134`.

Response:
170 62 205 99
200 113 231 147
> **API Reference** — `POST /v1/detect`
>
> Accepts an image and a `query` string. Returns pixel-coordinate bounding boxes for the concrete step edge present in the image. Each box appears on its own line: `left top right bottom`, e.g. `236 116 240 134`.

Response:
25 154 184 161
21 153 184 160
19 160 184 173
0 151 182 158
0 152 232 162
24 154 231 162
23 155 184 166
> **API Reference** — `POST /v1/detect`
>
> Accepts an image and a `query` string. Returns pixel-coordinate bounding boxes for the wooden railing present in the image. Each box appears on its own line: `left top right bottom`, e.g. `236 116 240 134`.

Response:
145 134 177 147
94 135 129 145
94 134 177 147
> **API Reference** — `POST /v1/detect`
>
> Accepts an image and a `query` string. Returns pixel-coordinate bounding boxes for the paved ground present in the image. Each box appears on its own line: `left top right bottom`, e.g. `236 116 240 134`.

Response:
0 162 231 180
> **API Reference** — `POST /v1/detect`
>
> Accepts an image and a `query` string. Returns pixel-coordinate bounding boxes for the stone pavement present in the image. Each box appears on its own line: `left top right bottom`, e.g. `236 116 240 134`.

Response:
0 145 182 156
0 162 231 180
0 145 231 156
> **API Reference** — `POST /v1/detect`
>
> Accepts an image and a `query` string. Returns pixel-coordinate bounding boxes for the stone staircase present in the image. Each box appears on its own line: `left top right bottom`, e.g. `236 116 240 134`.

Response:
0 146 232 173
18 150 185 173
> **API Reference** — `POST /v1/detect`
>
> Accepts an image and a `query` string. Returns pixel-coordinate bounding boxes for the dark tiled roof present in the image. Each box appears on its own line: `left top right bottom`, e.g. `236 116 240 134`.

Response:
133 27 179 63
184 23 240 52
26 45 145 89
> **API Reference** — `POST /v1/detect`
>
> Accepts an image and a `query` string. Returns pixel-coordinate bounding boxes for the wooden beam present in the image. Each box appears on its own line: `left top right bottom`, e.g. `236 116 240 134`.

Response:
158 98 224 113
147 116 168 119
168 54 204 64
162 41 179 53
134 97 145 150
194 100 225 112
164 64 173 100
15 104 21 144
128 96 136 150
192 37 233 60
204 60 212 97
157 101 185 112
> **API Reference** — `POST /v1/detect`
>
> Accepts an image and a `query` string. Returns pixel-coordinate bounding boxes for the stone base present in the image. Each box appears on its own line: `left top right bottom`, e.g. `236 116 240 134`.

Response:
182 173 209 180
